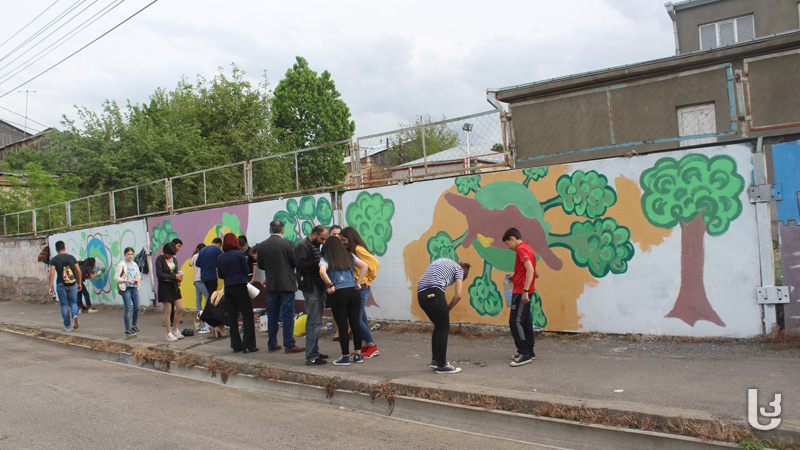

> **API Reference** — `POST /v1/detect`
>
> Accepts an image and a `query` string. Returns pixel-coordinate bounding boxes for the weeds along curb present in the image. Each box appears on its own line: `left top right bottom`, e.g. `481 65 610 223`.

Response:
2 323 798 449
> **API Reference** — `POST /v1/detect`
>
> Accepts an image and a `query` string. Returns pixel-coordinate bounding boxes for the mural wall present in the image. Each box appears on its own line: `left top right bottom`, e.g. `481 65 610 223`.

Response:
49 220 152 306
342 144 764 337
773 140 800 333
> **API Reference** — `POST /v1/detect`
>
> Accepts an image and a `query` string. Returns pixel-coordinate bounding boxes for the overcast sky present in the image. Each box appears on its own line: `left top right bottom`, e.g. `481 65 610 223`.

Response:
0 0 675 139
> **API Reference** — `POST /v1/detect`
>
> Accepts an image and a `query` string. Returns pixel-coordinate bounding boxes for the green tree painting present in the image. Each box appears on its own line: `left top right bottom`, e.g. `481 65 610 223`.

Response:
344 191 395 256
435 170 634 326
640 153 745 327
273 195 334 244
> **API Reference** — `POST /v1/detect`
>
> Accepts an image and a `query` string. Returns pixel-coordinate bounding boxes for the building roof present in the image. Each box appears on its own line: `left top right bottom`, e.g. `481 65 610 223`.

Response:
343 144 390 164
666 0 724 13
391 144 505 170
491 30 800 103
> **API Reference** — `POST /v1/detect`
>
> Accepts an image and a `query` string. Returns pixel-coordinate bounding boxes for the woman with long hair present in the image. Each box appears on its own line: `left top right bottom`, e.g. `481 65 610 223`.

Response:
319 236 367 366
340 227 381 359
115 247 141 337
190 243 211 333
218 232 257 353
156 243 185 342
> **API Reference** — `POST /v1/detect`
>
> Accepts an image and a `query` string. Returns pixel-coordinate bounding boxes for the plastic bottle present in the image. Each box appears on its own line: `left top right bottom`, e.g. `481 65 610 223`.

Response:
503 274 513 307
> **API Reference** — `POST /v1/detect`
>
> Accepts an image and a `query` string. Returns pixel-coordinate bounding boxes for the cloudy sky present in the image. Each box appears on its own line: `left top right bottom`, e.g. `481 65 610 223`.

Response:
0 0 675 139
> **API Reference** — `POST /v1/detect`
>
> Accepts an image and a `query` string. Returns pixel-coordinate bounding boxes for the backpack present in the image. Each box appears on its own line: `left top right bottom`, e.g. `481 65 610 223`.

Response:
62 264 76 285
134 248 149 274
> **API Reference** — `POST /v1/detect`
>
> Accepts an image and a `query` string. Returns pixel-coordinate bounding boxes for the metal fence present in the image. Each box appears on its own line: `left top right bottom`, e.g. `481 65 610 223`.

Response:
2 110 510 236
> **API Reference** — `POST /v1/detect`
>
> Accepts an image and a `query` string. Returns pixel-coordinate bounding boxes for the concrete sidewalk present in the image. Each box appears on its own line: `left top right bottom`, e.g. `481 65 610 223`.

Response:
2 300 798 437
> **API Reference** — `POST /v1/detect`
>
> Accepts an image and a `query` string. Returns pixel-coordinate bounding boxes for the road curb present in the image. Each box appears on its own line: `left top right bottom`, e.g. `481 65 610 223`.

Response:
1 324 759 449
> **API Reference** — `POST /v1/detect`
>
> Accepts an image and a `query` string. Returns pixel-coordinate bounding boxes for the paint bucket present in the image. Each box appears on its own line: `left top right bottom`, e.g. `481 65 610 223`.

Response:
503 274 513 307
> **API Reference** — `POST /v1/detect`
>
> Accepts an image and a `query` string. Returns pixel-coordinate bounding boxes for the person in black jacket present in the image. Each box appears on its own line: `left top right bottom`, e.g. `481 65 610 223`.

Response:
156 243 185 342
218 233 257 353
295 224 329 365
257 220 304 354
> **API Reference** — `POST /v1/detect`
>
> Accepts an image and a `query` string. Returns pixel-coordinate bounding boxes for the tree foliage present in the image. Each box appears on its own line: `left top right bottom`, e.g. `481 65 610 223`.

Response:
426 230 467 262
550 218 634 278
271 56 355 189
640 154 744 235
543 170 616 218
344 191 395 256
390 114 459 165
46 64 277 198
0 162 79 216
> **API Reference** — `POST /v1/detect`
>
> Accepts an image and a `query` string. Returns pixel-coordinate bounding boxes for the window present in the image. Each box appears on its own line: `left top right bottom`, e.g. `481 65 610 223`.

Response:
677 104 717 147
699 15 755 50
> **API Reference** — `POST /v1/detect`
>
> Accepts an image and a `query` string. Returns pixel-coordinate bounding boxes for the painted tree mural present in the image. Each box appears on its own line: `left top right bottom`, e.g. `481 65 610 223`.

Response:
432 169 634 327
640 153 744 327
344 191 395 256
273 196 333 244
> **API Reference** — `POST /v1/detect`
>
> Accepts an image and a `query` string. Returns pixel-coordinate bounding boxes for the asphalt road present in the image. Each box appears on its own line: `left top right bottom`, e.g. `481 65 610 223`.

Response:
0 334 556 449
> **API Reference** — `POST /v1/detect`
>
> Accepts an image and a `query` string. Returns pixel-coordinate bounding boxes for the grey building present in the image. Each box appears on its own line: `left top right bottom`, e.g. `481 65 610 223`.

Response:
666 0 800 54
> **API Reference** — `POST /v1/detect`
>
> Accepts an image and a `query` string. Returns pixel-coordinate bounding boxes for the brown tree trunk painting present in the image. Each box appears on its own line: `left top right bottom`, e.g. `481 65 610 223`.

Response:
665 214 726 327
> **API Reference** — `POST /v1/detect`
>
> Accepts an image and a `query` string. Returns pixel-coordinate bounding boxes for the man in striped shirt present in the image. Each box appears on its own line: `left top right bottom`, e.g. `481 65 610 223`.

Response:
417 258 471 374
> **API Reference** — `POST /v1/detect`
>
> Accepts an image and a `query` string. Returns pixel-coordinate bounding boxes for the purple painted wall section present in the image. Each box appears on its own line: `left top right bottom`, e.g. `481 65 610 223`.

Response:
146 204 249 305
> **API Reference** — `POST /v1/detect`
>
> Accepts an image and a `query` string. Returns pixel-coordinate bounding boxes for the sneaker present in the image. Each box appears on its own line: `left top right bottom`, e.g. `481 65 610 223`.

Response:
510 354 535 367
87 308 98 313
306 358 327 365
352 353 364 364
172 329 184 339
362 345 380 358
430 360 438 369
72 316 79 330
131 326 140 333
64 327 72 332
166 332 178 342
318 353 329 360
125 330 137 338
197 326 211 334
435 364 462 374
332 355 351 366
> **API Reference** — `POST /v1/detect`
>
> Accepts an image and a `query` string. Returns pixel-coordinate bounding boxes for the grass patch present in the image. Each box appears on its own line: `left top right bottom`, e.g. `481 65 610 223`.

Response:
174 353 202 368
131 346 175 366
203 359 240 384
324 379 337 398
757 329 800 350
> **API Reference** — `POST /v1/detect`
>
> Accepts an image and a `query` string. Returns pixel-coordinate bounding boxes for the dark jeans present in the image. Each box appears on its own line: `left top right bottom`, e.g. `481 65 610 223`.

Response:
203 279 218 296
267 291 296 350
509 293 535 355
329 287 362 355
418 287 449 368
78 282 92 310
225 283 256 351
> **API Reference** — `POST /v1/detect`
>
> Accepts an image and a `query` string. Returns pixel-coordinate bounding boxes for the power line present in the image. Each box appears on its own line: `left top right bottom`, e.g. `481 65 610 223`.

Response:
0 105 49 129
0 0 60 50
0 0 86 66
0 0 127 85
0 0 159 101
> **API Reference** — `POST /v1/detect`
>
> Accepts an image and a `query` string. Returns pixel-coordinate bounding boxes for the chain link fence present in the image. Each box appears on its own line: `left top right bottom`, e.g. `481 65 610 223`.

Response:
2 110 511 236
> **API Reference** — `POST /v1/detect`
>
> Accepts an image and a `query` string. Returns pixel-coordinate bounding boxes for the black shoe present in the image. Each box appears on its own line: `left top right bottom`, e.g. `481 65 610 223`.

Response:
306 358 327 365
332 336 340 342
131 326 140 333
244 348 259 354
319 353 329 359
232 348 243 353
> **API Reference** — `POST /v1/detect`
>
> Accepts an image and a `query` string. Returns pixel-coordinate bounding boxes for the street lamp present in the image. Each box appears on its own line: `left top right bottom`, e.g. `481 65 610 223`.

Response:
462 123 473 165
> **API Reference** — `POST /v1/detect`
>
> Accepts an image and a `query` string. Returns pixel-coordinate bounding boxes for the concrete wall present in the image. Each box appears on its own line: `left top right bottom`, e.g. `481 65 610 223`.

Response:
342 143 763 337
48 220 152 306
674 0 799 54
0 236 49 301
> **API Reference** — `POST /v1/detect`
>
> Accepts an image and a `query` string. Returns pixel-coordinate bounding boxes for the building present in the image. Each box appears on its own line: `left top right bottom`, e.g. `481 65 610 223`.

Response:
0 118 52 162
666 0 800 54
388 144 505 180
0 119 31 149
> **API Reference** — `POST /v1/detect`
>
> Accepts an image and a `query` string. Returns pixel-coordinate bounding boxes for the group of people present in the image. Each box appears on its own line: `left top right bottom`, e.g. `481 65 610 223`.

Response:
47 222 539 374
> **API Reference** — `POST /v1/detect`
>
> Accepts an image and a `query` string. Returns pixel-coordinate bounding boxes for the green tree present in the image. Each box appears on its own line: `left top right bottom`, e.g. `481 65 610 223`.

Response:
542 170 616 218
640 153 745 327
344 191 395 256
549 218 634 278
272 56 355 189
47 64 277 198
390 114 459 165
426 230 468 262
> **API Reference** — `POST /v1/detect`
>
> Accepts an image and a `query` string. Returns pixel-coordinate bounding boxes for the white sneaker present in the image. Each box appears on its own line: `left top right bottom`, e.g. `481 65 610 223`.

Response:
166 332 178 342
172 329 184 339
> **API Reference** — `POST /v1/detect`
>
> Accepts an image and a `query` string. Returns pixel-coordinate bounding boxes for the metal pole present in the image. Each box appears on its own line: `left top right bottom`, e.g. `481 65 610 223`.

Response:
203 172 207 205
66 202 71 229
136 186 140 216
109 192 116 223
32 210 37 235
294 152 300 191
87 198 91 224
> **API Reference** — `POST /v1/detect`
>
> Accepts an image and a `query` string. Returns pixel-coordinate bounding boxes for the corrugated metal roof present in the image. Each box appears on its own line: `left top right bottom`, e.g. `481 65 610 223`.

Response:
392 144 505 169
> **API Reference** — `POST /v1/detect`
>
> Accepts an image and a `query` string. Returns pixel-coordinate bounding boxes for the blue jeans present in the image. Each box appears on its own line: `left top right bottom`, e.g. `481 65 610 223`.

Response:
56 282 78 329
359 285 374 345
121 286 140 331
267 291 296 350
77 281 92 310
194 281 209 311
302 285 325 361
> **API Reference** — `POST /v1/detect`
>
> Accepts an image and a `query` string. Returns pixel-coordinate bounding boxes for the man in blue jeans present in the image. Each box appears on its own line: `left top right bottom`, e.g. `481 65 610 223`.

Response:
296 224 329 365
257 220 304 354
48 240 82 331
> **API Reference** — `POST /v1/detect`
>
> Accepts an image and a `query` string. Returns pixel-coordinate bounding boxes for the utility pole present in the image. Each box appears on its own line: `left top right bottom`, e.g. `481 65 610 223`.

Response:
17 90 37 135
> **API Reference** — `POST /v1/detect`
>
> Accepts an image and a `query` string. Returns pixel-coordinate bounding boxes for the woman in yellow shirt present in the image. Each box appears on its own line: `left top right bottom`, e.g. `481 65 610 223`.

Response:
340 227 380 358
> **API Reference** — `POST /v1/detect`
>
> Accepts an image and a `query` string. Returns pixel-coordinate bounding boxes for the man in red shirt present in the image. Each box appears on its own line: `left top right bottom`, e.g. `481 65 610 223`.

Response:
502 227 536 367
